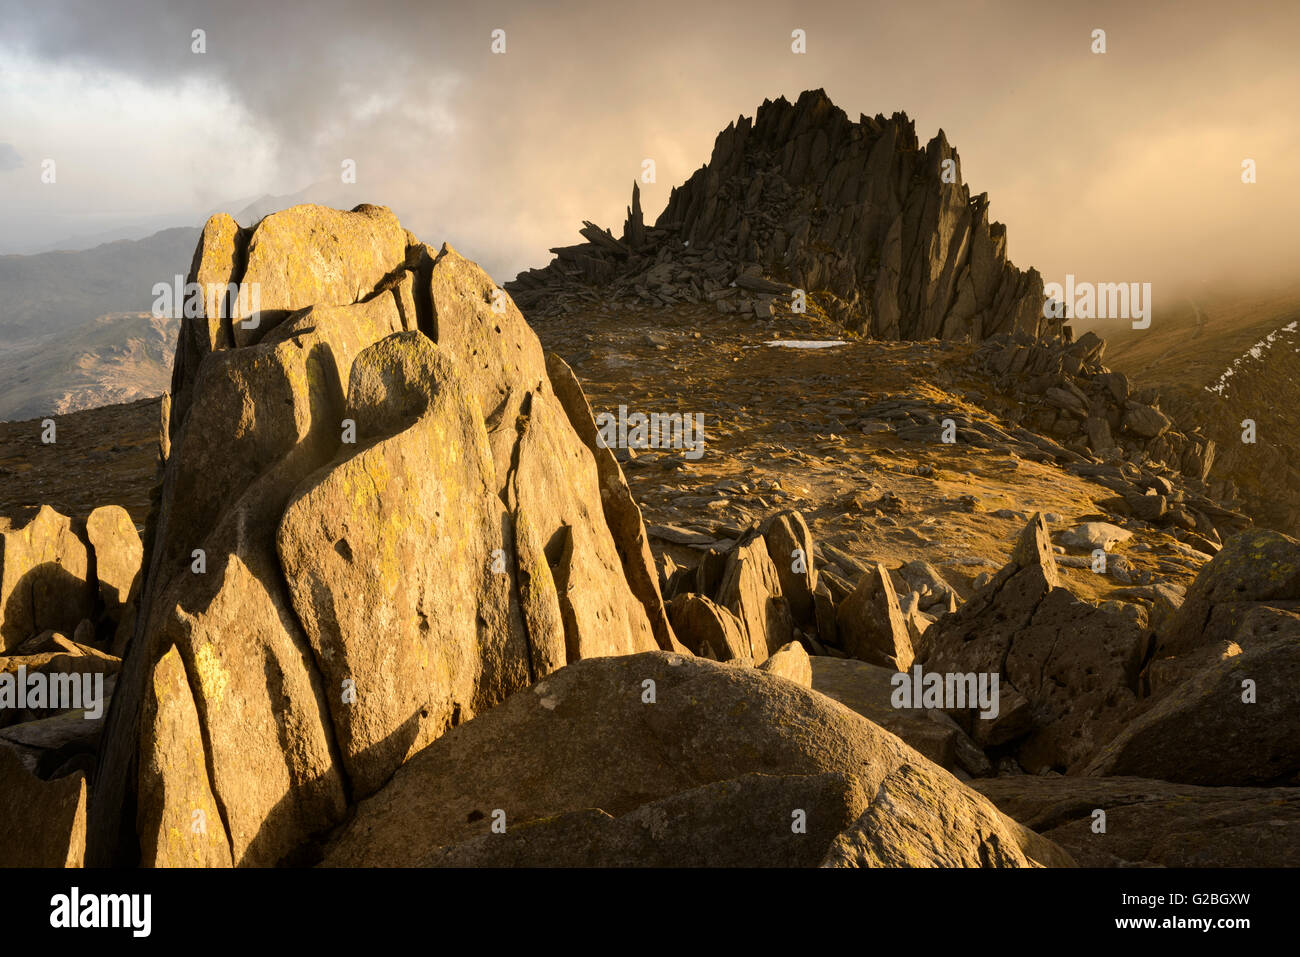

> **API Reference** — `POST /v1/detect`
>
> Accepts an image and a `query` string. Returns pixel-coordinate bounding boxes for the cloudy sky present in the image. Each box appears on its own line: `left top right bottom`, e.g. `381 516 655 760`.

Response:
1 0 1296 293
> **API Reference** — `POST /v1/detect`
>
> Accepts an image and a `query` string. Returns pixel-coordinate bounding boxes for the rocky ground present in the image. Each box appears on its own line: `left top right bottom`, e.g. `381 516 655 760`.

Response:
0 304 1226 619
0 396 159 526
0 89 1296 869
535 303 1220 612
3 278 1297 868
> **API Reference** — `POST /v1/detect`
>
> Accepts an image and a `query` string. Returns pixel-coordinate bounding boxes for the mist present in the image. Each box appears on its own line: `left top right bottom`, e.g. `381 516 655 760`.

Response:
1 0 1296 293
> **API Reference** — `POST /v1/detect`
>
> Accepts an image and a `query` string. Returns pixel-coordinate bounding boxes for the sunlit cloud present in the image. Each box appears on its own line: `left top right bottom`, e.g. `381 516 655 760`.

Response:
0 0 1295 290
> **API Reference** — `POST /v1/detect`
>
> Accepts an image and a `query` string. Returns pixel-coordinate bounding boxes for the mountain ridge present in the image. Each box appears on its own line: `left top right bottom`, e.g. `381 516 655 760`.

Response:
509 89 1054 343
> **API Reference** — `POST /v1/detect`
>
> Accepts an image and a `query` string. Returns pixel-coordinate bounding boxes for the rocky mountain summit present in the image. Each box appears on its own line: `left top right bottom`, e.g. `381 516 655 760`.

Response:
506 88 1242 533
509 89 1056 342
0 204 1096 869
1 202 1296 869
2 83 1298 868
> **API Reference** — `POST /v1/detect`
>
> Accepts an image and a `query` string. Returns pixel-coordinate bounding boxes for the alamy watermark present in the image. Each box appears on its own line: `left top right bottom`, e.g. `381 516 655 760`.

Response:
151 275 263 329
890 666 1000 719
1043 274 1152 329
50 887 150 937
595 404 705 460
0 667 105 719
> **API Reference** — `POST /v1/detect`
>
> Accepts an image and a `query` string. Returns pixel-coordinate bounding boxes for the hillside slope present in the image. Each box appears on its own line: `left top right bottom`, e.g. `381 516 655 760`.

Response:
1101 286 1300 534
0 227 199 345
0 313 177 422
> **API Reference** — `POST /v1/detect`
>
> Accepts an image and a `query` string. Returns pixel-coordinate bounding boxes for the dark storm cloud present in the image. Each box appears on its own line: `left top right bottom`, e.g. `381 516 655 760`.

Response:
1 0 1298 289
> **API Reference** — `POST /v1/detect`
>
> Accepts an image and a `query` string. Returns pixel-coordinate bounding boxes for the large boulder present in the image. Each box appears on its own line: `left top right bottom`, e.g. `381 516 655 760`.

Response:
761 510 818 625
1151 528 1300 670
1121 402 1172 439
835 563 913 671
668 593 749 661
1082 530 1300 785
169 205 412 426
0 746 87 867
232 203 409 346
924 514 1148 773
714 535 793 663
322 652 1071 868
84 505 143 621
422 772 873 868
758 640 813 688
506 389 657 660
1086 605 1300 785
823 761 1064 868
809 656 988 777
0 505 94 652
87 209 667 867
975 775 1300 867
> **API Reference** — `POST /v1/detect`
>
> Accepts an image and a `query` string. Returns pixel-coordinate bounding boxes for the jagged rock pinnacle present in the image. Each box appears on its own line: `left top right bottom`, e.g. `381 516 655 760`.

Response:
509 89 1056 342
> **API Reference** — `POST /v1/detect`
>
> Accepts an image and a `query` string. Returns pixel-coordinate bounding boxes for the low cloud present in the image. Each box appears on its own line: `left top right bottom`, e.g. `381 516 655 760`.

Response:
0 143 22 171
0 0 1297 289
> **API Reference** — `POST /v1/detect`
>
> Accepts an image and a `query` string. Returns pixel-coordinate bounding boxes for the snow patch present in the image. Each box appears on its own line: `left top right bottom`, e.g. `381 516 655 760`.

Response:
1205 321 1300 397
764 339 848 349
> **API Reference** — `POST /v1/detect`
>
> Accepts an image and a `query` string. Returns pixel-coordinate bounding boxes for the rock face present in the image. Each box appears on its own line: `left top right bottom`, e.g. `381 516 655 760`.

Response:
974 775 1300 867
0 506 94 651
136 646 232 867
545 352 682 654
276 332 534 799
972 332 1219 488
508 90 1056 343
87 206 675 867
924 514 1148 774
0 746 87 867
322 652 1072 868
1086 530 1300 786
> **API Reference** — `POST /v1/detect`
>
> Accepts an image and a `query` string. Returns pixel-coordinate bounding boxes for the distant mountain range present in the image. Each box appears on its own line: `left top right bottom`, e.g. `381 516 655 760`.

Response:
0 227 200 347
0 312 178 422
0 181 373 420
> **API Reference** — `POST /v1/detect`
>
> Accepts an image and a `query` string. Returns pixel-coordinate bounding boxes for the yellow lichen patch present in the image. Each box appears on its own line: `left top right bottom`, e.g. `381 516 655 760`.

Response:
193 642 230 707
